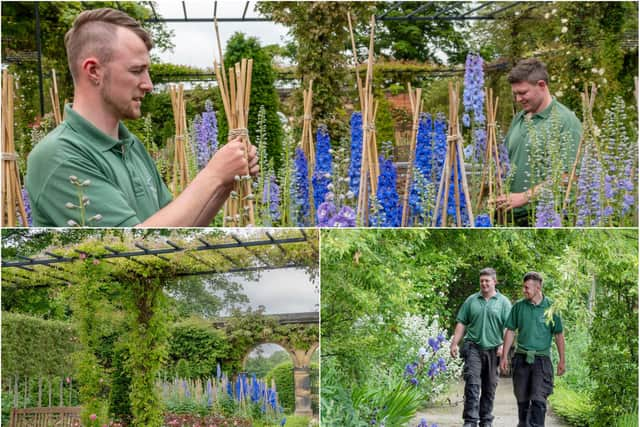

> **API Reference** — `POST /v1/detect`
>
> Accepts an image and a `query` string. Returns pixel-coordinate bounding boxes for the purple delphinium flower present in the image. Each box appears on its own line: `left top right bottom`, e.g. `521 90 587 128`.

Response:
474 213 492 227
263 172 281 222
428 337 440 353
317 201 337 227
313 125 333 219
463 53 486 127
328 206 356 227
575 144 603 226
194 100 219 170
535 188 562 227
375 155 401 227
348 111 363 198
294 147 311 226
20 187 32 226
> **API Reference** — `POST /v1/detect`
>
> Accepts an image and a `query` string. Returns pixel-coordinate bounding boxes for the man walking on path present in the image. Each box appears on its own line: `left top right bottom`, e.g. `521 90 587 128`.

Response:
450 268 512 427
500 271 566 427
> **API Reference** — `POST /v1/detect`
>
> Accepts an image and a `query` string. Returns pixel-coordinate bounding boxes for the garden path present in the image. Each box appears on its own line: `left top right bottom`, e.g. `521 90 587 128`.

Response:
413 377 569 427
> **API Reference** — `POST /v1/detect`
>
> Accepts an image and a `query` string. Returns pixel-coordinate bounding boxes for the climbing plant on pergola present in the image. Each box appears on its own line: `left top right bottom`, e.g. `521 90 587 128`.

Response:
1 228 319 427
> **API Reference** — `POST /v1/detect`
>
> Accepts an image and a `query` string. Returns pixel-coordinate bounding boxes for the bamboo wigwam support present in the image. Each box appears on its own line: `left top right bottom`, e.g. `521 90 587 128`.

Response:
563 83 597 211
2 70 29 227
214 18 255 227
476 87 506 224
169 83 190 197
350 14 381 225
401 83 423 227
432 82 474 227
49 69 63 125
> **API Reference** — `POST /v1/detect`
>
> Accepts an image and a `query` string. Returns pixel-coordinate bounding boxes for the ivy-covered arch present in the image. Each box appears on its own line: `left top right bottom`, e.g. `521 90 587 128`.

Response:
1 229 319 427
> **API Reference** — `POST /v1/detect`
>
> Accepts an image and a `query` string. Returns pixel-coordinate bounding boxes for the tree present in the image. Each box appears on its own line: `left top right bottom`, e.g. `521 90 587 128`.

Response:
217 32 285 172
372 2 470 64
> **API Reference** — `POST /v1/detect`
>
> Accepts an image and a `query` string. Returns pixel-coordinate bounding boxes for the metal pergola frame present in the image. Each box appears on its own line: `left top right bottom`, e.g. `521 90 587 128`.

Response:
1 229 318 289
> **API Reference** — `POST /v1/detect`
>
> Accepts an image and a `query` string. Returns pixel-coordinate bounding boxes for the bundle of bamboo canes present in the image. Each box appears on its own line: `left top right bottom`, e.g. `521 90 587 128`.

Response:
49 69 63 125
476 87 506 224
214 19 255 227
300 79 316 223
169 83 190 197
2 70 28 227
432 82 474 227
400 83 423 226
348 13 380 224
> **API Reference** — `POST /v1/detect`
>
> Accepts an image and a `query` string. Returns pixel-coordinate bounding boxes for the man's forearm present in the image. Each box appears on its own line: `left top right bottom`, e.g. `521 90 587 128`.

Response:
555 333 566 362
503 329 515 355
139 172 232 227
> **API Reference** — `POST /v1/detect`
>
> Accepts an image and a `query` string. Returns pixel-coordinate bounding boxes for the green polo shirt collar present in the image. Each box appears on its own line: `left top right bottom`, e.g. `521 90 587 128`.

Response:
64 104 135 153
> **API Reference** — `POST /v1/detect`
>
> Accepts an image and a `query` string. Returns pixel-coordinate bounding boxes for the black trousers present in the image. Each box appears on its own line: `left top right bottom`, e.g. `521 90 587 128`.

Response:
511 354 555 427
461 341 499 425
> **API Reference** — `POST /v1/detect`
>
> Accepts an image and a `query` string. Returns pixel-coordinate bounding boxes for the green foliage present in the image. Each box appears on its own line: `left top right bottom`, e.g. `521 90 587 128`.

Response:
218 32 284 173
110 344 132 422
167 318 230 379
1 312 78 378
548 383 595 426
265 361 295 413
246 350 291 379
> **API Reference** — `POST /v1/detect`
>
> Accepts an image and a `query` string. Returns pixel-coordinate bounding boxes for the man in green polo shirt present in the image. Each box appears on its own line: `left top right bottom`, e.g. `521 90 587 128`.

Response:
26 8 258 227
500 272 565 427
450 268 512 427
495 58 582 226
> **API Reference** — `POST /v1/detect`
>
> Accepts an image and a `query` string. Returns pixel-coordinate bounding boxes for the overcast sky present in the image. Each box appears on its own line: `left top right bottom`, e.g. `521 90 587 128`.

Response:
152 1 289 69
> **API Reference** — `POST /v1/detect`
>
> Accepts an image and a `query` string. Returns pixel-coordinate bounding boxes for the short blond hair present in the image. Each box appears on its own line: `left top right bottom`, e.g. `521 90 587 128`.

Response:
64 8 152 81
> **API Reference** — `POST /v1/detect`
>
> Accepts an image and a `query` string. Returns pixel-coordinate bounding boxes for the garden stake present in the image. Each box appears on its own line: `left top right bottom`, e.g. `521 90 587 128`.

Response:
169 83 190 197
347 11 365 111
214 19 256 226
476 88 506 224
300 79 316 224
401 83 422 227
2 70 28 227
563 83 597 212
49 69 63 125
356 15 380 224
432 82 474 226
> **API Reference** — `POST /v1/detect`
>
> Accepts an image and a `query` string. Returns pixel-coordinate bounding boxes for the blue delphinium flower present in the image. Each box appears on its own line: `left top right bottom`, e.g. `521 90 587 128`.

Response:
463 53 486 127
263 172 281 222
348 111 363 198
575 144 603 227
294 147 311 226
428 337 440 353
375 155 401 227
498 142 511 181
194 100 219 170
206 379 213 406
280 418 286 426
474 213 492 227
313 124 333 218
535 188 562 227
21 187 32 227
409 113 433 219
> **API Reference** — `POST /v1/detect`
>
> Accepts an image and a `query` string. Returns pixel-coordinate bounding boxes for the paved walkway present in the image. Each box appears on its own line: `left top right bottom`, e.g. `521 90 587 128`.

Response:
412 377 570 427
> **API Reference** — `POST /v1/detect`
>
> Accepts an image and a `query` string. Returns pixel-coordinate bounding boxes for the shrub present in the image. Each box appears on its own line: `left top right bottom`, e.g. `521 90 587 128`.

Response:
548 383 595 426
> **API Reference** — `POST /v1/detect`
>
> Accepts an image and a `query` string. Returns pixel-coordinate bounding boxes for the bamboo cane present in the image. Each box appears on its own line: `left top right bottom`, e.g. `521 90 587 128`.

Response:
401 83 423 226
563 83 597 212
169 84 189 197
213 21 255 227
49 69 62 125
300 79 316 224
2 70 28 227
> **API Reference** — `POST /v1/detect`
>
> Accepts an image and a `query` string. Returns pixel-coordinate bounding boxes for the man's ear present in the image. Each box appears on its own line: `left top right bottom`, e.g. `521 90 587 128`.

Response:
81 57 101 84
537 80 548 90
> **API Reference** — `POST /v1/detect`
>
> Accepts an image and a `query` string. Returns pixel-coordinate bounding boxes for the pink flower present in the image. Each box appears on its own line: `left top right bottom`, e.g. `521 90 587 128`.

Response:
66 377 71 384
93 259 100 265
90 414 97 421
79 253 87 260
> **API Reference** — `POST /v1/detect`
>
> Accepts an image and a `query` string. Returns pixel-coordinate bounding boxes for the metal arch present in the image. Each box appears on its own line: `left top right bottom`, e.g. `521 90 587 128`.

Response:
144 0 270 23
375 1 532 22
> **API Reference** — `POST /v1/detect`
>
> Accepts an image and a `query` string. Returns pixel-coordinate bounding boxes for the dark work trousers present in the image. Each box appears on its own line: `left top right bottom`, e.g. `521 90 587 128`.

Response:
461 341 499 426
511 354 555 427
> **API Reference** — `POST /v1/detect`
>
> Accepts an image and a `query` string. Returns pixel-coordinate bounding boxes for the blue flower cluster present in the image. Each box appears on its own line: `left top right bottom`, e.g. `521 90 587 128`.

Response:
263 172 281 222
427 357 448 378
463 53 486 127
375 155 401 227
535 188 562 227
417 418 438 427
575 145 604 226
312 124 333 218
317 202 356 227
293 147 311 226
408 113 448 221
194 100 219 170
21 187 32 227
227 372 282 414
348 111 363 198
474 213 492 227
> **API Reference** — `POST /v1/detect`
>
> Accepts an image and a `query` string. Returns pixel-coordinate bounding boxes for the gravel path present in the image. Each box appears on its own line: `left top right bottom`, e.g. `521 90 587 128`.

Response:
412 377 570 427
